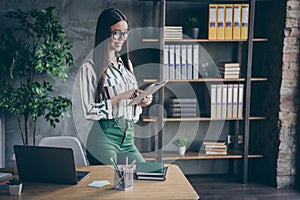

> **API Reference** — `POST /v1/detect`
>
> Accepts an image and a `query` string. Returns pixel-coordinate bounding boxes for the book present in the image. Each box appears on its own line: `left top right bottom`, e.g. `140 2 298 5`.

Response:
0 172 12 181
203 141 226 146
168 97 197 104
136 166 168 177
136 167 168 181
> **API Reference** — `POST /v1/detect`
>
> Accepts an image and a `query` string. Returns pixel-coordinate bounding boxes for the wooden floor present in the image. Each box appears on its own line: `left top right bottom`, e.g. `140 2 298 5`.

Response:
186 175 300 200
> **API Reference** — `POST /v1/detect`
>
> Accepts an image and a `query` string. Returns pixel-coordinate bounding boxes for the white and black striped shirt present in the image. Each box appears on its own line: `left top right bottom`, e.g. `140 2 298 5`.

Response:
79 58 142 122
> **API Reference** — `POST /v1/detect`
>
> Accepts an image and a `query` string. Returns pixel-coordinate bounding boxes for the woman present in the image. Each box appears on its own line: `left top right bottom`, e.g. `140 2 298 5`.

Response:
79 8 152 165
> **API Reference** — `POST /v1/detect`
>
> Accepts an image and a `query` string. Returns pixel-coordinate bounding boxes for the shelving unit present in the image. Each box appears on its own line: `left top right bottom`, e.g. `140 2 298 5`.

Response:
139 0 268 184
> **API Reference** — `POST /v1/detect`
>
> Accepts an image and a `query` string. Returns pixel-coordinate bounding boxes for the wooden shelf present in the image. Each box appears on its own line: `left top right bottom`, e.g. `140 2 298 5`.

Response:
142 38 268 43
143 77 268 83
142 151 263 161
141 116 266 122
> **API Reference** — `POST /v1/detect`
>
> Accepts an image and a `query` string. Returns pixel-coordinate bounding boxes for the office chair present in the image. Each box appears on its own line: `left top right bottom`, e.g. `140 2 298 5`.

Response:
38 136 88 166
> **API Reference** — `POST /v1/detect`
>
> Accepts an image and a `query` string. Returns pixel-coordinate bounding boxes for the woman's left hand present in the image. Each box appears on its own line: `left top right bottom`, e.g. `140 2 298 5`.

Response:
138 94 153 107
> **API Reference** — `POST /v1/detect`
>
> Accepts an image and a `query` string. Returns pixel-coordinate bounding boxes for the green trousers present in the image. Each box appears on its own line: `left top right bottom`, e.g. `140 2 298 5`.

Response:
86 118 145 165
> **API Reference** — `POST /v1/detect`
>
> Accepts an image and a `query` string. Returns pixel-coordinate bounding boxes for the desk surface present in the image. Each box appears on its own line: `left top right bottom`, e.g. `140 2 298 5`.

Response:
0 164 199 200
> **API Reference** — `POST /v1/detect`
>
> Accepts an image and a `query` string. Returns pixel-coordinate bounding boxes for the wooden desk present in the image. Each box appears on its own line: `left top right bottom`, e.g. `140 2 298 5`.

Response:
0 164 199 200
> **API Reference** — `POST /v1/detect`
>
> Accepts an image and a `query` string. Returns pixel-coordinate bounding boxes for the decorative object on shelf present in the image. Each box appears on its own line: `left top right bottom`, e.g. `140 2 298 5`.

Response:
173 138 189 155
8 178 23 196
0 7 73 145
185 17 200 39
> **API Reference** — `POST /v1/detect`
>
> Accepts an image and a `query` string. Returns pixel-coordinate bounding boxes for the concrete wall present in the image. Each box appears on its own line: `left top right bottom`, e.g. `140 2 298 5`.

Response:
0 0 153 167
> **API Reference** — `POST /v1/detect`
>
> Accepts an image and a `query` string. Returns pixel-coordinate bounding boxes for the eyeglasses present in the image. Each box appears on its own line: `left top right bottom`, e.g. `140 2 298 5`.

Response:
111 30 129 40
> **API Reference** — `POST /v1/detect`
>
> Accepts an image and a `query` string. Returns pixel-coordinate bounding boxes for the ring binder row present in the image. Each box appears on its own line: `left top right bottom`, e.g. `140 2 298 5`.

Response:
209 3 249 40
210 84 244 119
163 44 199 81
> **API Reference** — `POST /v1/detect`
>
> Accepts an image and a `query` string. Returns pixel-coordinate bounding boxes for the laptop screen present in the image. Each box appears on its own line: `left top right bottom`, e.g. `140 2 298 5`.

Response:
14 145 89 185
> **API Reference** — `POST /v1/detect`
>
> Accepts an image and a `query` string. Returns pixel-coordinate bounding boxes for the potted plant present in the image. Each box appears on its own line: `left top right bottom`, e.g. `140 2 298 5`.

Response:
0 7 73 146
173 138 189 155
8 178 23 196
185 17 200 39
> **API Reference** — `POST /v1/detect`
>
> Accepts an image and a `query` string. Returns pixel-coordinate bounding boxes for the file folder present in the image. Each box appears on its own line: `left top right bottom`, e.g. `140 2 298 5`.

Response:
208 4 217 40
217 4 225 40
225 4 233 40
241 4 249 40
233 4 241 40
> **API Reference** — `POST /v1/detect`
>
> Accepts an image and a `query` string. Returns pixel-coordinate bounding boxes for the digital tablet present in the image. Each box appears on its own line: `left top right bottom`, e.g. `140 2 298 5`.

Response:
128 80 168 106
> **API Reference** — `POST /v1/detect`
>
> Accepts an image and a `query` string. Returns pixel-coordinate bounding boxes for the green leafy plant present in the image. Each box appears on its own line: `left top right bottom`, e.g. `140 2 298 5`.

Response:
173 138 189 147
9 178 22 185
186 17 199 28
0 7 73 145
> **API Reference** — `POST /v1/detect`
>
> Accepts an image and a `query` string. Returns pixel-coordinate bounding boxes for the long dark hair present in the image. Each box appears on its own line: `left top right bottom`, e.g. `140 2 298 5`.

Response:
93 8 130 102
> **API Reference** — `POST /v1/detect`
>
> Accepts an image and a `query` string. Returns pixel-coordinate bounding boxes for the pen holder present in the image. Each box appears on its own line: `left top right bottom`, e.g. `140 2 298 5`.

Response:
114 167 134 191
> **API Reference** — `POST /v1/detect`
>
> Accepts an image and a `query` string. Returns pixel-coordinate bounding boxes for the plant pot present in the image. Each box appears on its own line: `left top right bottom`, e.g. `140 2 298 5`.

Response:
186 28 199 39
9 183 23 196
178 146 186 155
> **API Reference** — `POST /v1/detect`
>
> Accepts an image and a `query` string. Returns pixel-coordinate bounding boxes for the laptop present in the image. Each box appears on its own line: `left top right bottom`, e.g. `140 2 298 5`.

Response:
14 145 90 185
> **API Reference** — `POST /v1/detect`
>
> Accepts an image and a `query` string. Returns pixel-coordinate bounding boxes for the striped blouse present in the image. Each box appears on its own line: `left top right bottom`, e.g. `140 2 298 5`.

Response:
79 58 142 122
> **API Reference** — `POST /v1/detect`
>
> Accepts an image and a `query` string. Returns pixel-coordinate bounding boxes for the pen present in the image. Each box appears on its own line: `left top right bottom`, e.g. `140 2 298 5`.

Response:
110 157 122 178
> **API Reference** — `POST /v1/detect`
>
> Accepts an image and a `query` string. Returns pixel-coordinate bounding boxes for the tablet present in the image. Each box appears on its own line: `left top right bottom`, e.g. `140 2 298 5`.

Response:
128 80 167 106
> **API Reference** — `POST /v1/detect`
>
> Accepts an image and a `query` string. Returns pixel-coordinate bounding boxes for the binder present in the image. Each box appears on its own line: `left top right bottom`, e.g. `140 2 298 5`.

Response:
216 84 223 118
193 45 199 79
232 84 239 118
225 4 233 40
241 4 249 40
210 84 217 118
233 4 241 40
208 4 217 40
186 45 193 80
221 84 227 118
217 4 225 40
175 45 181 80
169 45 175 80
181 45 187 80
238 84 244 118
163 45 169 80
227 84 233 118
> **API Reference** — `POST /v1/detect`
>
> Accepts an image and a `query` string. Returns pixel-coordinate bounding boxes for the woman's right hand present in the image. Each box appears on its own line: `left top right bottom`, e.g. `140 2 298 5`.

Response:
119 89 137 100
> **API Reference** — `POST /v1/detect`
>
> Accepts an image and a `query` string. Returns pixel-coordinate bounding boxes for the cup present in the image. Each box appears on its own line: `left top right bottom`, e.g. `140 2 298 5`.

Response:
114 167 134 191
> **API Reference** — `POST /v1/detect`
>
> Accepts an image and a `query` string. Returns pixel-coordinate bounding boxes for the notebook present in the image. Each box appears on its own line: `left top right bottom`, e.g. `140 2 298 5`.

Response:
13 145 90 185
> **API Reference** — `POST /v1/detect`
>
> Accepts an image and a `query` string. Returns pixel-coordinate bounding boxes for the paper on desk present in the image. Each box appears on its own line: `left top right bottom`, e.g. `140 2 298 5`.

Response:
88 180 110 188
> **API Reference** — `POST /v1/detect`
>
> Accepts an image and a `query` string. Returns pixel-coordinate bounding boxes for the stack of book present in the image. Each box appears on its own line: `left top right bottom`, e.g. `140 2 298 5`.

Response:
136 161 168 181
0 172 12 181
203 141 227 155
168 97 197 117
218 63 240 79
164 26 183 40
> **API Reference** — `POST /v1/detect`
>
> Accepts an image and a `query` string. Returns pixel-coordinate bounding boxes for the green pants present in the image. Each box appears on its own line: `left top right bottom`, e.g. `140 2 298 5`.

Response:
86 119 145 165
